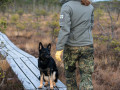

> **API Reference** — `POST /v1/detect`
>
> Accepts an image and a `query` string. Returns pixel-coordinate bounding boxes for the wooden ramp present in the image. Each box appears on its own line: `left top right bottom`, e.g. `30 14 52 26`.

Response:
0 32 66 90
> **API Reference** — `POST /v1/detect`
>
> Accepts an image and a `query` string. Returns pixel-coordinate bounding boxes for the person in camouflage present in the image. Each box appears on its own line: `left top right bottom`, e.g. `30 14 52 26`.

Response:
55 0 94 90
63 45 94 90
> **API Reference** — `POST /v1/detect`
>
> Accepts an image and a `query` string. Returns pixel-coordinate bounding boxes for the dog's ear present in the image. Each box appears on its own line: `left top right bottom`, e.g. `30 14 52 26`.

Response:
39 42 43 50
47 43 51 51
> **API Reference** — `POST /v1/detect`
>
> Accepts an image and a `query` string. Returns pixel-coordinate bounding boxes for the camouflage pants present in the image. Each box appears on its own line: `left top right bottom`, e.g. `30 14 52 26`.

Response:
63 44 94 90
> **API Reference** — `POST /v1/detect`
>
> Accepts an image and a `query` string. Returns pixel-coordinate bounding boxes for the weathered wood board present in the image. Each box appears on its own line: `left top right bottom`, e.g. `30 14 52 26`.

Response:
0 32 67 90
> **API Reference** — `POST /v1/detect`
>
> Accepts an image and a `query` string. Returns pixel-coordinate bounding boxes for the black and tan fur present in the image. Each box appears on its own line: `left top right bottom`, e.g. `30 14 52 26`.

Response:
38 42 58 89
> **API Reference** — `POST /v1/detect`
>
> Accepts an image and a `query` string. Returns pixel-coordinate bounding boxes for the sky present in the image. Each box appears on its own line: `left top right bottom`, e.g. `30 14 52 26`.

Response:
92 0 113 2
92 0 109 2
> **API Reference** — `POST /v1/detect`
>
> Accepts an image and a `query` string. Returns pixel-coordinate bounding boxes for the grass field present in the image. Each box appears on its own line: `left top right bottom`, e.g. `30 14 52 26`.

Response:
0 1 120 89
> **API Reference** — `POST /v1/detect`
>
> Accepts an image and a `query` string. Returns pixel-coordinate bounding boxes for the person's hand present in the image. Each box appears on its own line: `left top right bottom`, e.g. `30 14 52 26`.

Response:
55 50 63 61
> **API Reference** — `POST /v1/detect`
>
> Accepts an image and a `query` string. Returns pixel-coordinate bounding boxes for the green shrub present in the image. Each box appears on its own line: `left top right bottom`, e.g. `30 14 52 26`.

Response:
16 23 26 36
52 13 59 21
34 9 41 21
0 71 5 79
0 0 13 14
100 35 110 41
17 9 24 18
94 8 104 19
47 21 59 30
16 23 26 30
53 28 59 37
34 9 48 20
10 14 19 24
110 40 120 47
114 47 120 52
34 9 41 16
32 23 41 30
0 17 7 33
40 9 48 18
47 21 59 43
109 40 120 52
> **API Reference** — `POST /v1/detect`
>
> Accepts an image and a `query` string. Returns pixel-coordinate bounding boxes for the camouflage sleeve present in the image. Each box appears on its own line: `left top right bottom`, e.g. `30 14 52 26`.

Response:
91 8 94 30
56 5 72 51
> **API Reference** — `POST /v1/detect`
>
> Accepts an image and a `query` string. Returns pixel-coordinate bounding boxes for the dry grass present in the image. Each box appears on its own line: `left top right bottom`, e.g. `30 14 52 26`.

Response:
0 56 24 90
0 60 9 71
0 67 24 90
93 65 120 90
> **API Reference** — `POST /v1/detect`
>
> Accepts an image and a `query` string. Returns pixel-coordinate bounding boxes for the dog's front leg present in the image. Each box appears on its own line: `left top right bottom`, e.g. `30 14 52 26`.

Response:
38 73 43 89
49 74 53 90
53 82 56 87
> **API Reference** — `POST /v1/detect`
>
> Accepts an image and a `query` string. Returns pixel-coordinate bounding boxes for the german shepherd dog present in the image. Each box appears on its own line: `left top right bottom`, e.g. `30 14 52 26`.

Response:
38 42 58 89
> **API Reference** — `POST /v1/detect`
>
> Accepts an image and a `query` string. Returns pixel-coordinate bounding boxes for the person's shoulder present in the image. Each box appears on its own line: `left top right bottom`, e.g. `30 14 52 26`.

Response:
61 2 72 12
89 4 94 10
62 1 71 8
62 1 76 7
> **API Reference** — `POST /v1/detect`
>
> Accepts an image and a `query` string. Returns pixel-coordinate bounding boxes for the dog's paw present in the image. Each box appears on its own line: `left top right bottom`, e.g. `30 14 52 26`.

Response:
54 86 57 88
50 86 54 90
53 82 56 87
44 82 49 87
38 85 43 89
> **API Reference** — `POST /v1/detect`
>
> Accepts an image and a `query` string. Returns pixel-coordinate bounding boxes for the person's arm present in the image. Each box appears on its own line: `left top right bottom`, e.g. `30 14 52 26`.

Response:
56 4 72 51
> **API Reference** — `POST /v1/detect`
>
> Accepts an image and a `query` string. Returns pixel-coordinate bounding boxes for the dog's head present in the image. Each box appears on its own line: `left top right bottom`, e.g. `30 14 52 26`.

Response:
38 42 51 64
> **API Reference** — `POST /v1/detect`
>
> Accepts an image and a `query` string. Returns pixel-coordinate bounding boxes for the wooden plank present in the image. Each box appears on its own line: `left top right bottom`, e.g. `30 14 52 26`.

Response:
56 80 67 88
0 37 14 51
1 35 35 60
0 35 13 48
0 50 11 59
0 48 38 89
13 58 40 88
1 35 32 59
3 44 40 77
0 32 33 58
0 49 49 89
5 56 35 89
2 47 19 58
0 36 23 58
28 57 38 69
0 47 18 59
0 44 39 77
14 58 50 90
4 46 40 77
20 57 40 78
